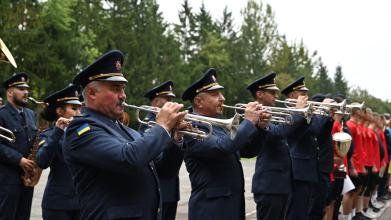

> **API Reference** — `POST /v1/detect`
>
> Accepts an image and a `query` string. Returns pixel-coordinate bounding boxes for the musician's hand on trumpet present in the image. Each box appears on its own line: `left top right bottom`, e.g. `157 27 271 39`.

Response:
257 111 272 129
55 117 73 130
155 102 187 134
173 120 192 141
243 102 263 125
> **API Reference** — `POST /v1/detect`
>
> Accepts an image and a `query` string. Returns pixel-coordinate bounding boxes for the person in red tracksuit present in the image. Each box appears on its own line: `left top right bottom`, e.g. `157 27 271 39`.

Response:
361 108 382 218
345 105 366 219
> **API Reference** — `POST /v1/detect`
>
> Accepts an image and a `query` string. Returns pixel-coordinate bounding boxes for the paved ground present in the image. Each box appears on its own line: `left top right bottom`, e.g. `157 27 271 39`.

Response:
31 160 391 220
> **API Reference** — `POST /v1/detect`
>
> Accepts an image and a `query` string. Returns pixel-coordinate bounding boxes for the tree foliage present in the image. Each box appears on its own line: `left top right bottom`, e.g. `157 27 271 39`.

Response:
1 0 390 117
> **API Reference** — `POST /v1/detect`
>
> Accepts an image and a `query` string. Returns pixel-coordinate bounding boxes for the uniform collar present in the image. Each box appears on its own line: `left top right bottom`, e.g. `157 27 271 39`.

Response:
5 102 23 115
81 107 120 125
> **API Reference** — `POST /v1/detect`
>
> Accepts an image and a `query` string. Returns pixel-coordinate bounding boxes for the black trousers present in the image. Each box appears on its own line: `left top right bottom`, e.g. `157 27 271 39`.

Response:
0 185 33 220
309 173 331 220
255 194 288 220
161 202 178 220
287 180 313 220
42 209 80 220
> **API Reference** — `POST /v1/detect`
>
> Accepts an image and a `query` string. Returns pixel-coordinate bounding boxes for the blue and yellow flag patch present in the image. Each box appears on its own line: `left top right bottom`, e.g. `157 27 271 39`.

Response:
77 123 91 136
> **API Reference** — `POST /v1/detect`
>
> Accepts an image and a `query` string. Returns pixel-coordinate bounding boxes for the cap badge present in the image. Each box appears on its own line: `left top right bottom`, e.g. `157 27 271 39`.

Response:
115 60 122 70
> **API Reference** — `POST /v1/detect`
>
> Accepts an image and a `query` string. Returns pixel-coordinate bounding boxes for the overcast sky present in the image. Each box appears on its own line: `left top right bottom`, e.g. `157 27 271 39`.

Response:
156 0 391 101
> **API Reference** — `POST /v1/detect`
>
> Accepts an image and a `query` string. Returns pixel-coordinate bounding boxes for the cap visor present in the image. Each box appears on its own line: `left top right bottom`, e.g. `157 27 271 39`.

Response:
206 84 224 91
98 76 128 83
15 84 29 88
64 100 82 105
164 92 176 98
264 86 280 91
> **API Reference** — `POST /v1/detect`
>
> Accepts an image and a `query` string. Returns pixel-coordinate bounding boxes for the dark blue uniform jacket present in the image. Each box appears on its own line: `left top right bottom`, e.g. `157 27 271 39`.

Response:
184 117 264 220
241 114 308 196
63 107 172 220
287 115 332 183
0 103 37 185
139 112 184 203
36 126 79 210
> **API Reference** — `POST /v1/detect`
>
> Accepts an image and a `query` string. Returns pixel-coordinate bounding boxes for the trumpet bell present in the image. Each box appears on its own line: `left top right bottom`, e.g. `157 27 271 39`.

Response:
0 38 17 68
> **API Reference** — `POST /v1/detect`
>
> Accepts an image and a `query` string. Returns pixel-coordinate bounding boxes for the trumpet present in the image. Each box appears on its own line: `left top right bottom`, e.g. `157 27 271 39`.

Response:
28 97 47 107
122 102 241 139
223 103 312 125
0 126 16 143
0 38 17 68
276 99 347 116
345 102 365 113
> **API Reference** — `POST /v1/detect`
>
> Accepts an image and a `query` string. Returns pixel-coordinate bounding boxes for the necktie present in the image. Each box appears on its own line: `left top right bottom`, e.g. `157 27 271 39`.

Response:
20 111 27 128
20 111 32 142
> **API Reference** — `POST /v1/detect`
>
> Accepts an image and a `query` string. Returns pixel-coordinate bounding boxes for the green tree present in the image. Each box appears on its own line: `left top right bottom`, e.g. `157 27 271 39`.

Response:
238 0 279 75
333 65 348 95
312 60 333 94
174 0 197 62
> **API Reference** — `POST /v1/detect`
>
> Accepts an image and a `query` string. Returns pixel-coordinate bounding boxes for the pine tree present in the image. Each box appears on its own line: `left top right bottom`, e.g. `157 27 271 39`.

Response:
174 0 197 62
313 60 333 94
333 65 348 95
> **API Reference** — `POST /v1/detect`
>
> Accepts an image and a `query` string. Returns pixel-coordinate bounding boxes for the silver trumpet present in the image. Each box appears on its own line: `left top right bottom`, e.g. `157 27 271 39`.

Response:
223 104 313 125
122 102 241 139
276 99 347 116
345 102 365 113
0 126 16 143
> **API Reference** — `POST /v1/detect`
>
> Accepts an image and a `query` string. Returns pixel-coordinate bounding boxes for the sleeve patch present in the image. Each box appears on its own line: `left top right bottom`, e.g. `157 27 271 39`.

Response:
77 123 91 136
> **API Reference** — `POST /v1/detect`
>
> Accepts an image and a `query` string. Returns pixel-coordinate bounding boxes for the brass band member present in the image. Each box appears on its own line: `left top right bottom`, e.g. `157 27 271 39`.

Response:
35 85 82 220
139 80 184 220
281 77 333 220
62 50 187 220
181 68 270 220
241 72 308 220
0 73 38 220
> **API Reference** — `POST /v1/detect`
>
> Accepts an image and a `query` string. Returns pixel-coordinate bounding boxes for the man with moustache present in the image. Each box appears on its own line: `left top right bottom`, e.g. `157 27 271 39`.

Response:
240 72 308 220
139 80 184 220
181 68 270 220
62 50 187 220
0 72 38 220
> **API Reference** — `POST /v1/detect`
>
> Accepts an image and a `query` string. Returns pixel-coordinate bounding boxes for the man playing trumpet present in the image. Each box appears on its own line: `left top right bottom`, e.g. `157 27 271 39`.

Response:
63 50 187 220
280 77 334 220
181 68 270 220
139 80 184 220
240 72 308 220
35 84 82 219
